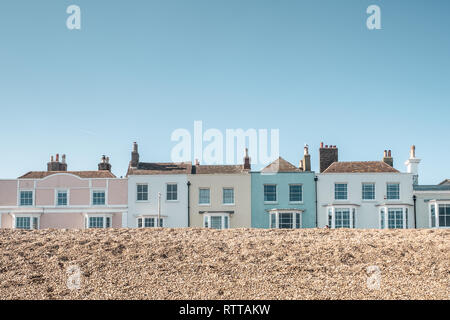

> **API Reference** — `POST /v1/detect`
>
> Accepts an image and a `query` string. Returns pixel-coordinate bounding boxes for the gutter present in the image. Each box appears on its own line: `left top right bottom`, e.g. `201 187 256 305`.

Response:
187 181 191 227
413 195 417 229
314 175 318 228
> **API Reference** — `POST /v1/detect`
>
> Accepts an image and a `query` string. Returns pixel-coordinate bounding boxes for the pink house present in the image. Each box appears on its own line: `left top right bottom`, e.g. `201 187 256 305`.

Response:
0 154 128 229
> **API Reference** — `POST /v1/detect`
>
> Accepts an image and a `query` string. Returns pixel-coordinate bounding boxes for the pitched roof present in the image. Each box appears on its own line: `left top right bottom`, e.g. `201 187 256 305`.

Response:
322 161 399 173
439 179 450 186
194 165 248 174
127 162 191 176
261 157 302 173
19 171 116 179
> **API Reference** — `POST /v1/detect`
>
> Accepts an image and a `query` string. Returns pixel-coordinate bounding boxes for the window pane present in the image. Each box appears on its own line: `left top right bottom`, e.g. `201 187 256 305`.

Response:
335 184 347 200
270 213 276 228
57 191 68 206
16 217 31 230
335 209 351 228
295 213 301 228
264 185 277 202
388 208 404 229
137 218 142 228
20 191 33 206
387 184 400 200
199 189 210 204
431 205 436 227
89 217 104 228
362 183 375 200
289 185 303 202
438 204 450 227
210 216 222 229
167 184 178 201
223 188 234 204
93 191 105 205
278 213 293 229
137 184 148 201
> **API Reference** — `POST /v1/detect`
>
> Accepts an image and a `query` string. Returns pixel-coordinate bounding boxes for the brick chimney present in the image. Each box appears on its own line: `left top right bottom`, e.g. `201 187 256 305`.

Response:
98 155 112 171
47 153 68 172
302 144 311 171
382 150 394 167
319 142 338 173
243 148 251 170
130 142 139 168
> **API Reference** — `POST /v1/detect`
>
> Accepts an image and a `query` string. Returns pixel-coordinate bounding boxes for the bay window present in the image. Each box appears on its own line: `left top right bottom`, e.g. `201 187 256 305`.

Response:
203 214 229 230
269 210 302 229
379 206 409 229
327 207 356 228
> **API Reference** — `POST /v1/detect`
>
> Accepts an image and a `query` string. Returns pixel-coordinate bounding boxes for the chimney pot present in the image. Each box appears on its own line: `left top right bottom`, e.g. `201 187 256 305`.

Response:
320 142 324 148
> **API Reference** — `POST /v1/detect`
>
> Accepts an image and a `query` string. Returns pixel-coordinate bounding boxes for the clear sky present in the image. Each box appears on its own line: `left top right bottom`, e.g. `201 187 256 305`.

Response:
0 0 449 184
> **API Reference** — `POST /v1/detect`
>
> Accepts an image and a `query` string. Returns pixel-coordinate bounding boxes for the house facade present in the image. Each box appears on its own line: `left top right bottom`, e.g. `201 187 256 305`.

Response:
0 154 128 229
251 146 316 229
188 149 252 229
126 142 190 228
317 143 417 229
414 180 450 229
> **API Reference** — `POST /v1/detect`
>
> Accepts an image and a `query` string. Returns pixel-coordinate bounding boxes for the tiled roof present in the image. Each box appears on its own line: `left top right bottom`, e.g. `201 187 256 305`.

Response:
194 165 248 174
439 179 450 186
261 157 302 173
19 171 116 179
127 162 192 176
322 161 399 173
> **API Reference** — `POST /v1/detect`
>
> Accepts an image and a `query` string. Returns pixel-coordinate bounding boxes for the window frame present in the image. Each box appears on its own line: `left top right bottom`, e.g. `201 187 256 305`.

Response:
91 189 106 206
362 183 376 201
136 216 164 228
334 183 348 201
289 184 303 203
378 206 409 229
386 183 400 200
327 206 356 229
203 214 230 230
84 214 113 229
198 188 211 205
269 211 302 229
264 184 277 203
222 187 235 205
19 190 34 206
56 189 69 206
136 183 149 202
429 201 450 229
166 183 178 202
13 214 40 230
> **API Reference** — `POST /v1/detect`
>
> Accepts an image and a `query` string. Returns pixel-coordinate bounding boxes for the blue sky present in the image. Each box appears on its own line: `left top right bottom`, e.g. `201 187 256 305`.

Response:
0 0 449 184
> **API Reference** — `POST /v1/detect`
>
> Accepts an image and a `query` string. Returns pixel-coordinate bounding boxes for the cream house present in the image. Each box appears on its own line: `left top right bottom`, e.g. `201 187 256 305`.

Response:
188 150 251 229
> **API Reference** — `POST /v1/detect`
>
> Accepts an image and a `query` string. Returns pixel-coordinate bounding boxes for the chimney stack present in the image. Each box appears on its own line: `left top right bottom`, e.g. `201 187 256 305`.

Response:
319 142 338 173
243 148 251 170
405 145 421 185
130 142 139 168
98 155 112 171
302 144 311 171
382 149 394 167
47 153 68 172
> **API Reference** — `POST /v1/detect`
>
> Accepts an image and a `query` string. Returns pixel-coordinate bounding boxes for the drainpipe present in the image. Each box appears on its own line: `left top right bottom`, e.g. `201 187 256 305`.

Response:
157 192 161 227
314 176 318 228
413 195 417 229
187 181 191 227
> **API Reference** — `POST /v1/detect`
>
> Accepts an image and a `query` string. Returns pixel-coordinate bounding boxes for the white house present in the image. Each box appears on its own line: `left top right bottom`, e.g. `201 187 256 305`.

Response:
317 143 418 229
414 180 450 229
126 142 191 228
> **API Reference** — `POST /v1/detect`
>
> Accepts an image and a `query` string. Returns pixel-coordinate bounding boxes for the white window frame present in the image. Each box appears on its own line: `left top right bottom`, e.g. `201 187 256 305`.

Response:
19 190 34 206
136 183 149 202
386 183 400 200
84 214 112 229
56 189 69 206
334 183 348 201
136 216 164 228
264 184 278 203
327 206 356 229
378 206 409 229
429 201 450 229
289 184 303 204
166 183 178 202
269 210 302 229
203 213 230 229
199 188 211 206
362 183 376 201
222 187 235 205
92 189 106 206
12 214 41 230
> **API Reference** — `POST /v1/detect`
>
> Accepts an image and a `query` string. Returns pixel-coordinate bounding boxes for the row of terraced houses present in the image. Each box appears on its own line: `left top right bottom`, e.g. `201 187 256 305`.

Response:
0 142 449 230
